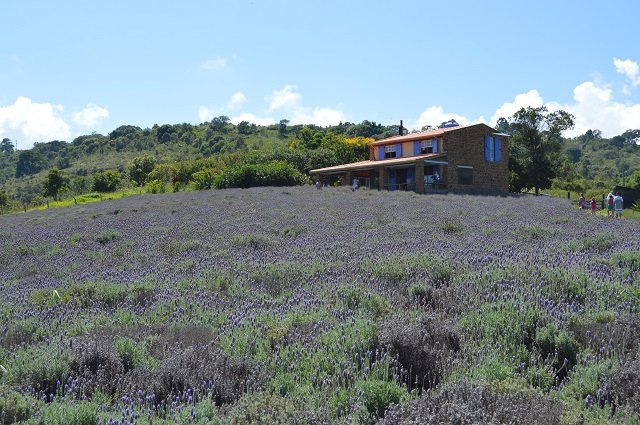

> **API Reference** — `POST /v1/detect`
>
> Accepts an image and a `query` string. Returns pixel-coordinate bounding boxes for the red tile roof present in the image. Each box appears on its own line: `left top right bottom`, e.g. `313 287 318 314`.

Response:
369 123 478 146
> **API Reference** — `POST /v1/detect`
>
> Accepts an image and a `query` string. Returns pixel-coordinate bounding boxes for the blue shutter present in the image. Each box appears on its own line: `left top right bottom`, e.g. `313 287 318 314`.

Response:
495 137 501 162
432 137 438 153
413 141 420 156
378 146 385 160
484 135 491 161
396 144 402 157
407 167 415 182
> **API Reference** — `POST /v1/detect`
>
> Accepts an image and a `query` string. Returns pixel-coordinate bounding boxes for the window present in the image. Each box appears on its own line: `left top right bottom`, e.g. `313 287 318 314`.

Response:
384 144 397 158
420 138 438 154
484 136 502 162
457 166 473 185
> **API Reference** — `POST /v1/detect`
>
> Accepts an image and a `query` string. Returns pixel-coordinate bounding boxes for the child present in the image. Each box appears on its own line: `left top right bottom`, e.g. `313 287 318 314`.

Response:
578 193 585 210
590 198 597 214
607 193 614 217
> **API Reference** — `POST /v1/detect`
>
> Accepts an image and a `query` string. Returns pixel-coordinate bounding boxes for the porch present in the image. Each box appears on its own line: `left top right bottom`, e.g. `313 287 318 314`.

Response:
309 155 448 194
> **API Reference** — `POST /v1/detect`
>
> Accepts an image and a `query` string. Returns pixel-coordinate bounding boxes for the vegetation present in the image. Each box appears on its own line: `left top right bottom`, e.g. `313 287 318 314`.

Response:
0 186 639 423
0 112 638 213
499 106 575 194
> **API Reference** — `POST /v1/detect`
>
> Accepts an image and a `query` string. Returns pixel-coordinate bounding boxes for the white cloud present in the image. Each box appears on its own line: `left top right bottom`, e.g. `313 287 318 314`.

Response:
198 106 219 122
490 90 545 124
0 96 71 148
72 103 109 127
267 85 302 111
489 81 640 138
200 85 345 127
230 113 275 126
413 106 472 130
563 81 640 137
227 92 247 110
201 57 227 70
290 107 345 127
614 58 640 86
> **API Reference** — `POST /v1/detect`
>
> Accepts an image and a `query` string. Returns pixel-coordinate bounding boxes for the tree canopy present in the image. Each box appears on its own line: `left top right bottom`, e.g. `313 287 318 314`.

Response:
505 106 575 194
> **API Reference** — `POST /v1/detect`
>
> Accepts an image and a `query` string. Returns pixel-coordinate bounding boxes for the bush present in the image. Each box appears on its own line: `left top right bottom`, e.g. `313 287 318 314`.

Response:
606 356 640 414
95 230 122 245
114 337 156 371
5 343 71 396
0 388 41 423
91 170 120 193
191 168 219 190
214 161 307 189
357 378 407 419
40 401 99 425
535 323 579 379
228 392 329 424
127 154 157 186
377 380 563 425
378 313 460 391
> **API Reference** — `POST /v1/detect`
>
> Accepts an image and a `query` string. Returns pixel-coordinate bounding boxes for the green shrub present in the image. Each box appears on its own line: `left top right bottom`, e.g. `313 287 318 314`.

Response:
91 170 120 193
5 344 71 395
559 360 612 402
191 168 219 190
523 364 555 391
214 160 307 189
114 337 156 371
356 378 406 418
40 401 98 425
127 154 157 187
95 230 122 244
535 323 579 375
582 231 616 253
61 282 127 308
440 219 464 234
0 387 41 423
146 179 167 194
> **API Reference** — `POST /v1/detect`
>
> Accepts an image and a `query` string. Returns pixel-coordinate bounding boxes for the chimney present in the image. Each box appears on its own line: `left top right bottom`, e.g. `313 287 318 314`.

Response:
399 120 403 136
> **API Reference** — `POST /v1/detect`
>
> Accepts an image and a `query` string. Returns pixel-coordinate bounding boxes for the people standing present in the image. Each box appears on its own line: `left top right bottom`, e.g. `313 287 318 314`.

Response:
613 192 624 219
607 192 615 218
578 193 586 210
590 198 597 214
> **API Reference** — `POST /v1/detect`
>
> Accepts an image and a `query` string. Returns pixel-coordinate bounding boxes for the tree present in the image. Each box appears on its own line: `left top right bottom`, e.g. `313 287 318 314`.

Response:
237 121 254 135
92 170 121 193
0 187 8 212
1 138 14 154
628 170 640 190
42 168 68 200
278 119 290 137
15 150 46 177
506 106 574 194
127 155 157 186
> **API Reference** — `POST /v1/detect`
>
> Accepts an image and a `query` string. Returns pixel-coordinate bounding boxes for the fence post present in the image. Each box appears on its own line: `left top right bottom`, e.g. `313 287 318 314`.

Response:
601 194 605 209
567 191 570 200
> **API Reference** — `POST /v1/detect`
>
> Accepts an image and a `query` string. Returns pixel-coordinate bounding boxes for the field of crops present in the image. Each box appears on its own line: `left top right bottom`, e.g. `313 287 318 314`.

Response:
1 186 639 424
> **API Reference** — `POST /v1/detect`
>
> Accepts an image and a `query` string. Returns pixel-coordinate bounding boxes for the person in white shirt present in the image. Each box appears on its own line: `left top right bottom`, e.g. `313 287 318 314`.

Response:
613 192 624 218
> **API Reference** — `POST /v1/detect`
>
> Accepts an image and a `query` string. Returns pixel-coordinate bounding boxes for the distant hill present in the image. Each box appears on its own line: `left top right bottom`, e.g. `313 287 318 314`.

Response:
1 119 639 210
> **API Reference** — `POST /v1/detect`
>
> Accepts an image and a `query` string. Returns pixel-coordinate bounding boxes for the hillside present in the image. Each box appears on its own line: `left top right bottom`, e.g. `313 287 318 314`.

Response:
1 186 639 423
1 120 639 213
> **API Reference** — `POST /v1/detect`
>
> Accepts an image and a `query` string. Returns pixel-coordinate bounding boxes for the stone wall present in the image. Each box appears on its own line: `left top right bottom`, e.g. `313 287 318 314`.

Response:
445 124 509 193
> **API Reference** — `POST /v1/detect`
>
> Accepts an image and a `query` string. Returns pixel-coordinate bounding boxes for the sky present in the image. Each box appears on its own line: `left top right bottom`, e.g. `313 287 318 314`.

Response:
1 0 640 150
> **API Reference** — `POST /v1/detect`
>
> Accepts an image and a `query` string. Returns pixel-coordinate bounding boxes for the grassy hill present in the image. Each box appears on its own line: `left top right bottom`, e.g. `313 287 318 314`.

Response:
1 186 639 423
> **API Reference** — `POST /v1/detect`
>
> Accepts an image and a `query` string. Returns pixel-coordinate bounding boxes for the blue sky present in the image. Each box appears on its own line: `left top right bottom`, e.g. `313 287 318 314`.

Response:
1 0 639 149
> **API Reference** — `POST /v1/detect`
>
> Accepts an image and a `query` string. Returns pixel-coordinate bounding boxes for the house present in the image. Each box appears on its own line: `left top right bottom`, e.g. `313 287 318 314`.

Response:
310 122 509 194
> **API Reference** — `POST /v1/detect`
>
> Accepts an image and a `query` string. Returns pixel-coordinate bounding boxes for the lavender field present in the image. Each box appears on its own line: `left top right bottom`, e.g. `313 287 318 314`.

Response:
1 186 639 424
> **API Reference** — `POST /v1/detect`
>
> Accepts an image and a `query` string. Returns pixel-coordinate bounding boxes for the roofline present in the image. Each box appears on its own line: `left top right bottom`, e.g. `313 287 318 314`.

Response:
370 123 500 146
310 153 446 174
